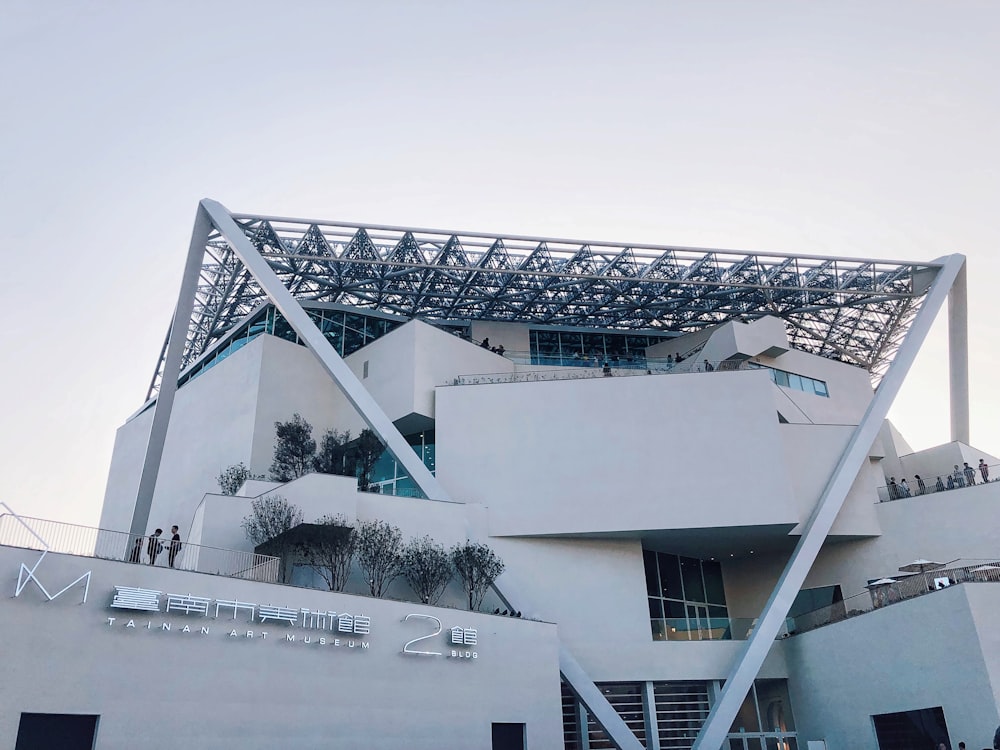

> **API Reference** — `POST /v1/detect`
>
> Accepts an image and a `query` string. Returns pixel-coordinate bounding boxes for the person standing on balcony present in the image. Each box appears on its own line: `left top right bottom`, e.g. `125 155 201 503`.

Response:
887 477 899 500
980 459 990 483
915 475 926 495
128 536 143 563
953 465 966 488
963 462 976 486
935 476 946 492
899 478 911 497
147 529 163 565
168 525 182 568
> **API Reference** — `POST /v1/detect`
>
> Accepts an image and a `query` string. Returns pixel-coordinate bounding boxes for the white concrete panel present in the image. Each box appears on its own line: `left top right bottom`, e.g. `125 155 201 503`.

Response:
98 411 153 534
779 425 882 538
0 546 563 750
782 583 1000 749
436 369 799 536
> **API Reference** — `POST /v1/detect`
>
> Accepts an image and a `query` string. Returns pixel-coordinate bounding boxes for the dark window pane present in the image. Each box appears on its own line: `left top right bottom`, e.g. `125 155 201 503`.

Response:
703 559 727 605
659 553 683 599
872 706 949 750
649 598 664 618
16 714 98 750
681 557 706 603
664 599 686 618
644 550 660 596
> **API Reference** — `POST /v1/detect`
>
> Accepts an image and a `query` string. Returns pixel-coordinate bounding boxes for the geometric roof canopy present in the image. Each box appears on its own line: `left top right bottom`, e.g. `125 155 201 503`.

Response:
150 208 942 396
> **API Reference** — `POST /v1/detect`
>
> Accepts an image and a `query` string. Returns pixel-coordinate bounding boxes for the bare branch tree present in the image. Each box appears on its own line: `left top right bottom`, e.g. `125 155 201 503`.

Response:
241 494 303 546
452 542 505 611
270 413 317 482
298 514 356 592
401 536 453 605
355 519 404 597
217 462 265 496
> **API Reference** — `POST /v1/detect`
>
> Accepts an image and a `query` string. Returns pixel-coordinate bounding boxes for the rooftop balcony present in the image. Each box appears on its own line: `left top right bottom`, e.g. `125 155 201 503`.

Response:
0 511 281 583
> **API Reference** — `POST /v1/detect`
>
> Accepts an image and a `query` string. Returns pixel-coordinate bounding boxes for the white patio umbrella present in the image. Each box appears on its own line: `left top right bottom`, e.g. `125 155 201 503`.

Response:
971 564 1000 581
866 578 898 586
898 559 945 574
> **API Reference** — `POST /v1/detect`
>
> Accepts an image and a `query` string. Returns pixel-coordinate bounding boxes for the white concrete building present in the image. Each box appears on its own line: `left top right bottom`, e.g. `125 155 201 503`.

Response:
2 200 998 750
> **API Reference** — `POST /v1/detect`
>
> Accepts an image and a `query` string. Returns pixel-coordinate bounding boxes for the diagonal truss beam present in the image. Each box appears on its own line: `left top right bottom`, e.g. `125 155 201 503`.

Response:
691 253 966 750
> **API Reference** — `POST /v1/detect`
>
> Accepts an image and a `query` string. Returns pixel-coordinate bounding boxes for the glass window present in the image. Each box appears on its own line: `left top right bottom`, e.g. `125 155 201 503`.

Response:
813 380 829 397
773 369 789 387
644 550 660 596
648 598 664 619
703 559 726 605
659 554 683 599
755 680 795 732
680 556 706 602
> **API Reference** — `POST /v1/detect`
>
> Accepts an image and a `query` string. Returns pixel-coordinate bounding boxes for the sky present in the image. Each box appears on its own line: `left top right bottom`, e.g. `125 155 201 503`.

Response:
1 1 998 527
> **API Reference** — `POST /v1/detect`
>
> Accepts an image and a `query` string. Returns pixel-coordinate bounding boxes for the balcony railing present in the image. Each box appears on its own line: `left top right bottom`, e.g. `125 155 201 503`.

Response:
0 513 281 583
877 463 999 502
449 358 751 387
652 616 761 642
787 561 1000 635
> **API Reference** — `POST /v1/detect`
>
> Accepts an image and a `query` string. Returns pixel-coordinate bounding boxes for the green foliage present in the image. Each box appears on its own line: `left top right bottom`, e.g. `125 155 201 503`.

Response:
217 462 265 496
401 536 453 605
240 494 303 547
451 542 505 611
353 429 385 491
270 414 317 482
313 429 354 476
355 519 404 597
298 514 356 592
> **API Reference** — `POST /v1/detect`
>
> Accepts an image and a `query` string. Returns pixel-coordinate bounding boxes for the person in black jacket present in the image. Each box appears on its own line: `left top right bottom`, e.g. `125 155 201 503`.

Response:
147 528 163 565
168 525 182 568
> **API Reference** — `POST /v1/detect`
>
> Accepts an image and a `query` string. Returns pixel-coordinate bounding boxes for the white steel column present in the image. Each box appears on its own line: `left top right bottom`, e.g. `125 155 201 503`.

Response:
948 259 970 444
129 205 213 539
643 681 661 750
692 254 966 750
202 200 451 502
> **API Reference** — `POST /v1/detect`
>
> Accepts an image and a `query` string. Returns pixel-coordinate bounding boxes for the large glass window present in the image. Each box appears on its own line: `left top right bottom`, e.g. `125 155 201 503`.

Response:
748 363 829 399
872 706 949 750
529 329 672 368
644 550 729 641
370 430 436 498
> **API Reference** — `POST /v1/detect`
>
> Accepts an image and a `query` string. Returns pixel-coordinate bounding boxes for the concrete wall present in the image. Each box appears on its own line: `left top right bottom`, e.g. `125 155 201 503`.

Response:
436 368 799 537
782 582 1000 749
0 545 563 750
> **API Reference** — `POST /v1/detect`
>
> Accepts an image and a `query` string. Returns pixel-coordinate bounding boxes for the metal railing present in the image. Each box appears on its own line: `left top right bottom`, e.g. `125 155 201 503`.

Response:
787 561 1000 635
0 514 281 583
877 463 999 502
449 358 752 386
651 616 763 642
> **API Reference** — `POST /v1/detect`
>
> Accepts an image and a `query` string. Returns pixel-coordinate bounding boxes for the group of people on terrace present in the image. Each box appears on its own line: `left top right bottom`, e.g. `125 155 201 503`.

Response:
478 338 506 356
128 525 183 567
887 460 991 500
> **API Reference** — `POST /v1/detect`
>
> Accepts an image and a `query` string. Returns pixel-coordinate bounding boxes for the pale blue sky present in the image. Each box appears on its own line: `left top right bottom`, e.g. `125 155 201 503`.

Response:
2 1 998 525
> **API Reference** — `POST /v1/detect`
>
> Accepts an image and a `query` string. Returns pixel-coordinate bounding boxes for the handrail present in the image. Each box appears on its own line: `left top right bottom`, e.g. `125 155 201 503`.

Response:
876 463 999 502
788 560 1000 635
0 513 280 583
447 358 753 386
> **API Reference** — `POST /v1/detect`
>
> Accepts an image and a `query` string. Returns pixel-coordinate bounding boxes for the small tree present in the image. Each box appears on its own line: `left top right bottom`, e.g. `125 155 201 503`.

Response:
270 413 317 482
217 462 265 496
352 428 385 491
314 429 354 476
241 494 303 584
401 536 453 605
452 541 505 611
355 519 404 597
241 494 303 546
298 514 356 592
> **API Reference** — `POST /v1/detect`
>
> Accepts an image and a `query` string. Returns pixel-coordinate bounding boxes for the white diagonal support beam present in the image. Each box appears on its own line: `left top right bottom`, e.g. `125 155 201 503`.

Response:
130 205 212 538
201 199 451 502
691 253 966 750
948 260 970 443
204 199 644 750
